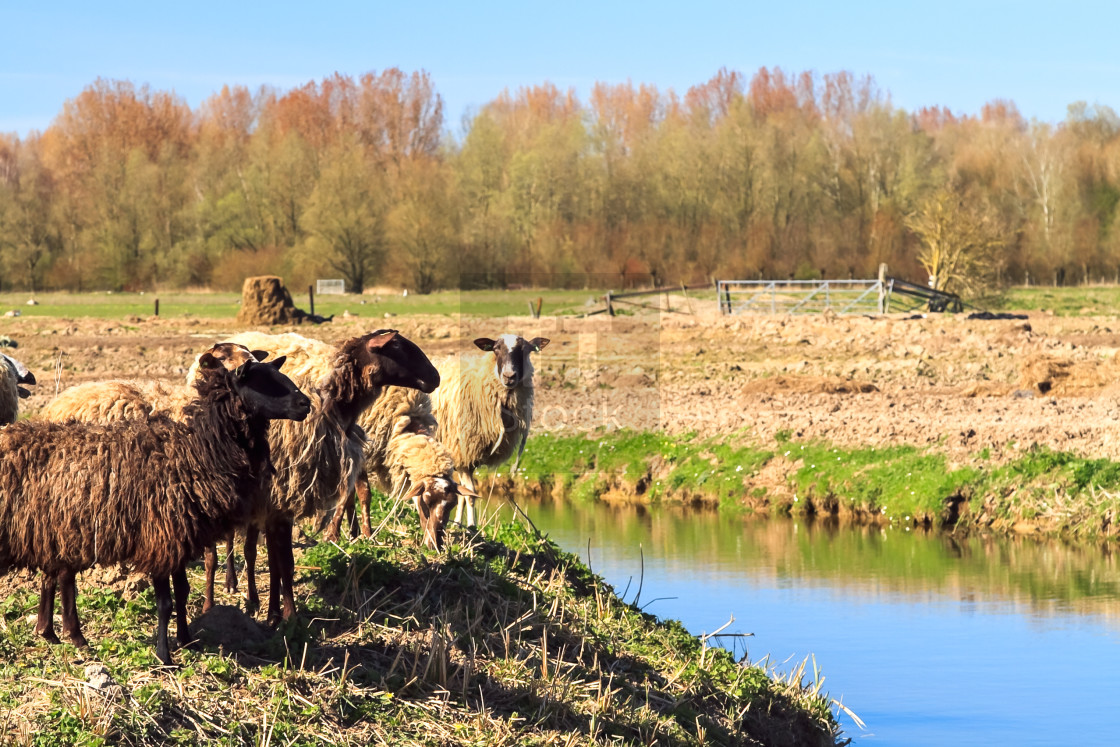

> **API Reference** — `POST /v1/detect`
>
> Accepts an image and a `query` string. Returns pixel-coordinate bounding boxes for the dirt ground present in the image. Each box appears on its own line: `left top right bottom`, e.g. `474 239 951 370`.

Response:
8 307 1120 467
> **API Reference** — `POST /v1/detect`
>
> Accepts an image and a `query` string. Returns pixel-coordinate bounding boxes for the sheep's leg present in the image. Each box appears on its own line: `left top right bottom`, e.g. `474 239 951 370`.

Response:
34 574 59 644
356 472 373 538
152 576 174 666
265 520 297 625
462 471 478 528
203 544 218 613
172 567 192 647
276 520 297 621
465 496 477 528
58 570 87 648
224 531 238 593
244 526 260 615
326 482 357 542
452 470 478 527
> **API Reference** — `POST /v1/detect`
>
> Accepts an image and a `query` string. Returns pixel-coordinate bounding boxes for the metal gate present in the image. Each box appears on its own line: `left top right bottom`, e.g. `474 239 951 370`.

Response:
716 278 963 315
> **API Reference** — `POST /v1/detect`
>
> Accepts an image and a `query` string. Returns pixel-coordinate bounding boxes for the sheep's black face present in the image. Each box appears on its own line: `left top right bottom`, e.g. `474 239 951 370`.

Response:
365 330 440 394
234 358 312 422
474 335 550 389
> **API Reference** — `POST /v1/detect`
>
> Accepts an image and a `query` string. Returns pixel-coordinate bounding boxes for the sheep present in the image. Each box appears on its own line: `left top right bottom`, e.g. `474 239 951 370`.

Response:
41 342 267 424
430 334 550 527
0 356 311 665
39 342 269 609
1 353 36 425
220 329 439 623
326 384 473 551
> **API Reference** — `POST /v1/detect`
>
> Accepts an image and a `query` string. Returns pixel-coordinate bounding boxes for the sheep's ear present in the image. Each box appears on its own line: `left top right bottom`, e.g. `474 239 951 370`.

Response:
268 355 287 371
368 330 399 349
474 338 496 352
234 361 252 380
17 386 30 399
198 352 220 369
251 350 270 362
529 337 550 352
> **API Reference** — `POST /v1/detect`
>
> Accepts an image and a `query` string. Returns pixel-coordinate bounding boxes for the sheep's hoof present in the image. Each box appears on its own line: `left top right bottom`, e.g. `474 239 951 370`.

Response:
37 629 60 645
66 633 89 648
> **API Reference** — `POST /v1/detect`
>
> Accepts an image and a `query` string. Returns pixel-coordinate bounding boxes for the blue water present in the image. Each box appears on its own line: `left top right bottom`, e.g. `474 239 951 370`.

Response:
502 499 1120 745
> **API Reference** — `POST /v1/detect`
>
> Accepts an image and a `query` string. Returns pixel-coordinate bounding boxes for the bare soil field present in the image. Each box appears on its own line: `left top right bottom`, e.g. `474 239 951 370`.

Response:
8 307 1120 468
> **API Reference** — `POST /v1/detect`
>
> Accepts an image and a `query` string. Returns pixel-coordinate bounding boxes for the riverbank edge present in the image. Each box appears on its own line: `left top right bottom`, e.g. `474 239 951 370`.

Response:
0 502 842 745
485 430 1120 540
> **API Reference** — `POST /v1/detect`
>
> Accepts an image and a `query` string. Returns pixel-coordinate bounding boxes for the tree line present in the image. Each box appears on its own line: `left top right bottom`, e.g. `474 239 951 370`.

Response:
2 67 1120 296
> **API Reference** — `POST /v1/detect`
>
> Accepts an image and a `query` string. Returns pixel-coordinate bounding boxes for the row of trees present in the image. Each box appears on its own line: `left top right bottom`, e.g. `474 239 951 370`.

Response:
3 68 1120 295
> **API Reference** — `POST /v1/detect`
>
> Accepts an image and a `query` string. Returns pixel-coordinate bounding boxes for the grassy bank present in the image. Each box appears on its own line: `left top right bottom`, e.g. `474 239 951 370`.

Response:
498 430 1120 539
0 494 839 746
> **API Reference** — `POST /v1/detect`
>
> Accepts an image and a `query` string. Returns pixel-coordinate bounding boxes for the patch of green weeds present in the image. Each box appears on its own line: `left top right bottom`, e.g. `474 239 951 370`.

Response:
787 442 978 518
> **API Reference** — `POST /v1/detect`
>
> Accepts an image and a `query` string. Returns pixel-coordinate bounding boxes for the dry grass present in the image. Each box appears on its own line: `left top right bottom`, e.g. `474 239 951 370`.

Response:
0 494 841 746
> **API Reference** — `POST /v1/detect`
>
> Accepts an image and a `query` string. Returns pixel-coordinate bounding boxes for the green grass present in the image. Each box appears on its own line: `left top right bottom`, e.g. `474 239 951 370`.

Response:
991 285 1120 316
0 289 616 321
504 430 1120 538
505 431 774 506
6 284 1120 320
787 442 979 521
1 494 840 746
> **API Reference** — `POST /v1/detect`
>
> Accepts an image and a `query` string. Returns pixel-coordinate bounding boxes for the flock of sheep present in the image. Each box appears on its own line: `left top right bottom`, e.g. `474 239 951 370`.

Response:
0 329 548 665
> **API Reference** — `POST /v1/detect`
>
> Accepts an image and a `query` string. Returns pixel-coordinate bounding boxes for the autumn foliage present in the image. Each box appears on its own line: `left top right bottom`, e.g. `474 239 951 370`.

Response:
3 67 1120 294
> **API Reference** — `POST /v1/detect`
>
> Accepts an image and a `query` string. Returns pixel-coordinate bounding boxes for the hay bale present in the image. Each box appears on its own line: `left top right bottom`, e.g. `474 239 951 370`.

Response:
236 276 308 326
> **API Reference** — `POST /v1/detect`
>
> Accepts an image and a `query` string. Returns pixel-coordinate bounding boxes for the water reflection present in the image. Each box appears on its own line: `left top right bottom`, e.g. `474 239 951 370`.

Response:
489 496 1120 746
514 498 1120 625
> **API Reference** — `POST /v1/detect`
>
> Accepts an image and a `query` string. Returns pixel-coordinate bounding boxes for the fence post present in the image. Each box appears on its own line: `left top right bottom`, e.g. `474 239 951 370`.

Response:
878 263 888 314
154 298 159 317
606 291 614 316
309 285 315 316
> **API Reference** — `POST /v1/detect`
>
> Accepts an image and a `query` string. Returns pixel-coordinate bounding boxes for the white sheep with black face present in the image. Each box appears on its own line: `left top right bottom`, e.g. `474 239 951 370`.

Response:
0 353 35 425
430 334 550 527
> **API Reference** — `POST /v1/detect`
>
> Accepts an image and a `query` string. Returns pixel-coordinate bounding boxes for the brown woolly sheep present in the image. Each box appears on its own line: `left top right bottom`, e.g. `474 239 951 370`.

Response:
39 342 270 606
431 334 549 527
220 329 440 624
0 356 311 665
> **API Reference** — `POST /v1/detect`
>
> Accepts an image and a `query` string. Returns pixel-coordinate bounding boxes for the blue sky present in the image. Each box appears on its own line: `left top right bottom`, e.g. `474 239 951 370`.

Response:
3 1 1118 137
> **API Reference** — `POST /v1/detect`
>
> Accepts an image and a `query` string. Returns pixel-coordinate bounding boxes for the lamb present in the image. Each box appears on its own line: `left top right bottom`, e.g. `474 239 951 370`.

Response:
430 334 550 527
1 353 36 425
220 329 439 623
326 384 471 551
0 356 311 665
